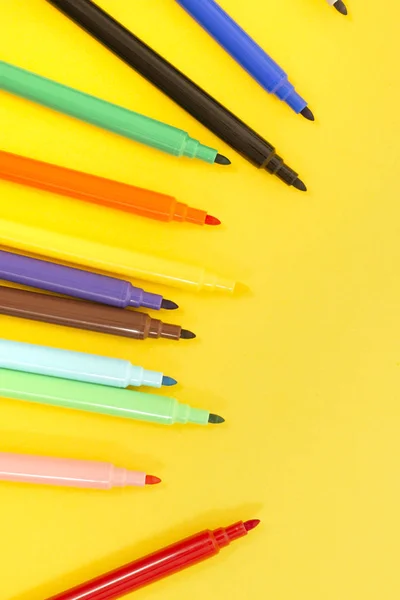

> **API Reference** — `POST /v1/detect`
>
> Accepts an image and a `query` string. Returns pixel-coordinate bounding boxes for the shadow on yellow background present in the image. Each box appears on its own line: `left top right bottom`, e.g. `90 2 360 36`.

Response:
1 0 400 599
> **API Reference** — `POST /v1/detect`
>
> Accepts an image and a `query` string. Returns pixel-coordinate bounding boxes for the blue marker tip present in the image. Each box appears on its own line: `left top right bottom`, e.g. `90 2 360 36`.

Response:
162 376 178 386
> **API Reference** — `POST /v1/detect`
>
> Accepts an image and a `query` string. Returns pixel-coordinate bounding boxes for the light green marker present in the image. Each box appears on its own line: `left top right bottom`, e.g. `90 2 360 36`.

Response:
0 61 230 165
0 369 225 426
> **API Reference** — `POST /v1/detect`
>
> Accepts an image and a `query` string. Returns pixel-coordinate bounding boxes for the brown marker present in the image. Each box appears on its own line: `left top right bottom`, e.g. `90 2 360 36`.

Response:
0 286 196 341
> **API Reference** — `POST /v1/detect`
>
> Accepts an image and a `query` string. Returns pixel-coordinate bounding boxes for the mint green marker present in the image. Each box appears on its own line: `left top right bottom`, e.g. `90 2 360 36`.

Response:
0 369 225 426
0 61 230 165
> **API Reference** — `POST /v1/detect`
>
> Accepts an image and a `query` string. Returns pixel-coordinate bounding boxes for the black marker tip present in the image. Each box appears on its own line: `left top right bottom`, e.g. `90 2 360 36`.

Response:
214 153 231 166
300 106 315 122
334 0 348 14
208 413 225 424
180 329 196 340
161 299 179 310
162 376 178 387
292 178 307 192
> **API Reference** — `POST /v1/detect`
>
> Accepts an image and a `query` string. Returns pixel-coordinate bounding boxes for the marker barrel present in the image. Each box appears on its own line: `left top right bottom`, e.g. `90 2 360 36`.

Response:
0 60 218 164
0 218 235 292
0 286 183 341
45 521 254 599
176 0 307 113
0 369 210 426
0 150 209 225
0 250 164 310
0 339 164 388
0 452 148 489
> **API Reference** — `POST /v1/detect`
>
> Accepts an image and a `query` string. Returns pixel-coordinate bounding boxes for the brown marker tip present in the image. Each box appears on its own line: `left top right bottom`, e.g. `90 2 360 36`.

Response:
180 329 196 339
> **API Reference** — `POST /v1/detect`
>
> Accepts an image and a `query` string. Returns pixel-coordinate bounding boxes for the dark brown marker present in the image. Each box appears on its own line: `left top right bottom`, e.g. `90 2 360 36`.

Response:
0 286 195 341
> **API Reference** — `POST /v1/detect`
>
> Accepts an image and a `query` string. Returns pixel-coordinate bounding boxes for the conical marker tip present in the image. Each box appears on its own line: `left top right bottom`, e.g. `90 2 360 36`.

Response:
293 178 307 192
161 299 179 310
214 153 231 166
300 106 315 122
208 413 225 424
244 519 261 532
162 375 178 387
180 329 196 340
205 214 222 226
145 475 162 485
334 0 348 14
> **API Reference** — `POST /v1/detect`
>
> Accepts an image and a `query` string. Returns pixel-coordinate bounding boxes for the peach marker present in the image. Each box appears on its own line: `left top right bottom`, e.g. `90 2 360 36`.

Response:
0 452 161 489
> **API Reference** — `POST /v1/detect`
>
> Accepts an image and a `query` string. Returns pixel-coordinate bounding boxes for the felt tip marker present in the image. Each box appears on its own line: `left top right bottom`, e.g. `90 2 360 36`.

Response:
0 286 195 342
0 218 236 292
44 0 306 190
327 0 348 15
176 0 313 119
45 519 260 599
0 249 179 312
0 150 221 226
0 452 161 489
0 369 225 426
0 338 177 389
0 61 230 166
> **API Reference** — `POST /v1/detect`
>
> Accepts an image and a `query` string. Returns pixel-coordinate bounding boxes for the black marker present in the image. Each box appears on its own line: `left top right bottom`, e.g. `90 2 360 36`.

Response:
45 0 307 190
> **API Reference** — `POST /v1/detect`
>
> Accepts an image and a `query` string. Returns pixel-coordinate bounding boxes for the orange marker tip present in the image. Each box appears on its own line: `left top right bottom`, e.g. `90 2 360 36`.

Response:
244 519 260 531
145 475 162 485
205 214 221 226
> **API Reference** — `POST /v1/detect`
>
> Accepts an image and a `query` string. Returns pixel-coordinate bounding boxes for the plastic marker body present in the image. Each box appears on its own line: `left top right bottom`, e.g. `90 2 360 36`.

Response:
0 338 166 388
45 520 260 599
0 250 165 310
0 452 158 489
176 0 310 115
44 0 306 189
0 218 235 292
0 150 217 225
0 60 220 164
0 369 216 426
0 286 189 341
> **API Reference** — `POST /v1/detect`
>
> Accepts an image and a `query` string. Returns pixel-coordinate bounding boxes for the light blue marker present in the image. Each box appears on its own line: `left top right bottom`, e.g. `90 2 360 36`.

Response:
0 339 177 389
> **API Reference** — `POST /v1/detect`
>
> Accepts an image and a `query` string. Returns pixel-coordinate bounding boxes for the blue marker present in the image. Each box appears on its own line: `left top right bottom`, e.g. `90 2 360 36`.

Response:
0 339 177 389
175 0 314 120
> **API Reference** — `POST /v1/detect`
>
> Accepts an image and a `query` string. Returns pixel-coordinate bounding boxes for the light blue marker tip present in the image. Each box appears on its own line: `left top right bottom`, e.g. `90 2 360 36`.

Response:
162 376 178 387
0 339 166 389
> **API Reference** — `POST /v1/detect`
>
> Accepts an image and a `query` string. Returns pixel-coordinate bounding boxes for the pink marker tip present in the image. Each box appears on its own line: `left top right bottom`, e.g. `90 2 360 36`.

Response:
244 519 260 532
145 475 162 485
205 214 221 226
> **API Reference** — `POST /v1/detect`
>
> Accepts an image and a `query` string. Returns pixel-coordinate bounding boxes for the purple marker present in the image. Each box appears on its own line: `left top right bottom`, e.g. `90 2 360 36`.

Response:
0 250 178 311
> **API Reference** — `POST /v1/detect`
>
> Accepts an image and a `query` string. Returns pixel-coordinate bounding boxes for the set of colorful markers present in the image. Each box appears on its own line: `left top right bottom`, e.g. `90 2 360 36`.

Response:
1 0 348 597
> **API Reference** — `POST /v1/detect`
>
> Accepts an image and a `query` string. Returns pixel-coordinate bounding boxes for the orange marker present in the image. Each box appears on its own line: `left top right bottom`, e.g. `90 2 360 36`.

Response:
0 150 221 226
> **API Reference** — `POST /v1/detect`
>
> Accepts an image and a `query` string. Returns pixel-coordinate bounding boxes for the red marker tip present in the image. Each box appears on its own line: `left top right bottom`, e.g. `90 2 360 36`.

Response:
205 214 221 226
244 519 260 532
145 475 162 485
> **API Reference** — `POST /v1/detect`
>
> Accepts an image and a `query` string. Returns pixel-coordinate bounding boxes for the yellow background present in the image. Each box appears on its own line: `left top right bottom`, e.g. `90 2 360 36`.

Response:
1 0 399 598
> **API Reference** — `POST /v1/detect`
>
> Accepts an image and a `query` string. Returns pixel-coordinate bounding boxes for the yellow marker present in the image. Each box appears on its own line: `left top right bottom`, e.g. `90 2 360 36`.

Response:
0 218 235 293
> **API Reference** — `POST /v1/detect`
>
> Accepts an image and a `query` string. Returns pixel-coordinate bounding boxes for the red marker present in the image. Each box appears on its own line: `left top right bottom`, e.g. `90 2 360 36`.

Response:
46 519 260 599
